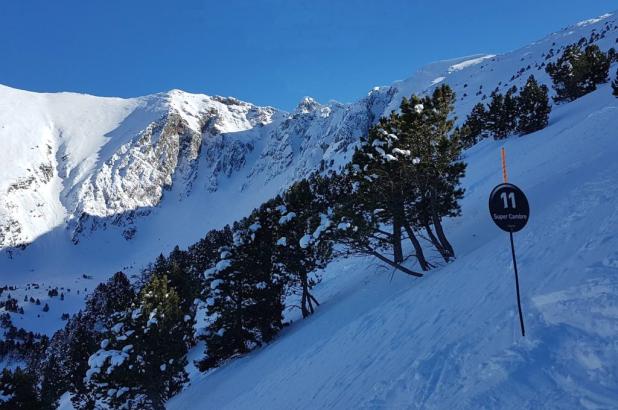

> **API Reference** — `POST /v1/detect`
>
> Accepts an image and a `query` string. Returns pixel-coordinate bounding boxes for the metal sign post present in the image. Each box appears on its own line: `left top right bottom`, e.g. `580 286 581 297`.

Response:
488 148 530 337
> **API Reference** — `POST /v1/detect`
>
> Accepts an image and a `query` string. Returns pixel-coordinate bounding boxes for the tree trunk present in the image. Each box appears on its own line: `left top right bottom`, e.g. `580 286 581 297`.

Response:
403 223 430 271
300 273 310 318
308 292 320 307
392 220 404 264
300 287 309 318
235 280 245 354
429 186 455 259
307 293 315 315
423 220 450 262
432 212 455 258
300 273 320 318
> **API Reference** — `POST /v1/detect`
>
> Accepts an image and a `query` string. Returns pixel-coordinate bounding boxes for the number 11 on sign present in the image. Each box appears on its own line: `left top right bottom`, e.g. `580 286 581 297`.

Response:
500 191 516 208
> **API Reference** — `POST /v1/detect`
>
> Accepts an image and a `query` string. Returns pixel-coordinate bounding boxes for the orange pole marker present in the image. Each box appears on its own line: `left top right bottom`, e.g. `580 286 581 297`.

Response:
501 147 508 183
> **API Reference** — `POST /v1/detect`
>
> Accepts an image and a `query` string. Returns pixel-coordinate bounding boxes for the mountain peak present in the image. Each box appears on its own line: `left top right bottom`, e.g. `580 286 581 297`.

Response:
295 96 322 114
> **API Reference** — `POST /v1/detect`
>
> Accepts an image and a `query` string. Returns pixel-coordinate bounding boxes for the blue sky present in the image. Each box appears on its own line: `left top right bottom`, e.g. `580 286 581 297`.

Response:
0 1 615 110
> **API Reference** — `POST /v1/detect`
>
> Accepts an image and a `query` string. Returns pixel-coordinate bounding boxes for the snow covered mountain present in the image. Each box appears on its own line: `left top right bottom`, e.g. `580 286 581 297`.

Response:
0 87 276 248
3 14 617 280
1 9 618 409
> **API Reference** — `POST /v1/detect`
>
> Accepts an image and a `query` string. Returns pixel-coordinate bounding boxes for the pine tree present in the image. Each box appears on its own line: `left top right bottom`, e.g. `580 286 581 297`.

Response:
503 86 519 133
187 227 233 277
275 177 333 317
142 254 168 288
334 165 432 270
398 84 465 261
546 43 611 102
199 217 284 371
34 272 136 409
486 91 508 139
146 247 201 328
63 314 99 409
585 44 611 86
327 170 406 271
333 86 465 269
517 75 551 134
347 112 430 271
485 88 518 140
0 367 41 409
85 274 190 409
612 68 618 97
459 102 487 148
84 271 134 320
138 275 191 403
38 350 68 408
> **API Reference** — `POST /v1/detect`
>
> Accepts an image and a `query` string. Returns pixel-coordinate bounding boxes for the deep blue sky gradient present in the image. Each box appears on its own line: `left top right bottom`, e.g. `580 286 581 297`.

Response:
0 1 615 110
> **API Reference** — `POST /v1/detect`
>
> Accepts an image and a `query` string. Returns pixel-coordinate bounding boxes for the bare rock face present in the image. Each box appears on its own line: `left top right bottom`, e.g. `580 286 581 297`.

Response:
75 113 201 218
65 94 276 242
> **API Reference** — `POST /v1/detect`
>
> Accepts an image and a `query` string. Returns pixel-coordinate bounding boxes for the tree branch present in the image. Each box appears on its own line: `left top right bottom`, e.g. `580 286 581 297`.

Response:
369 250 423 277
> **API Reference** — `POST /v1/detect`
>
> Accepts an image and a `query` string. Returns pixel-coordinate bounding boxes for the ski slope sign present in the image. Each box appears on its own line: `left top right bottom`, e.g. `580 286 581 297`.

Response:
489 183 530 232
489 148 530 337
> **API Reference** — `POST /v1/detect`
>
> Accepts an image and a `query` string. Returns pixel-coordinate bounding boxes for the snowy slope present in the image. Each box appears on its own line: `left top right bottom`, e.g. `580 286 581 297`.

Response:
1 11 618 406
168 83 618 410
164 13 618 409
0 85 143 249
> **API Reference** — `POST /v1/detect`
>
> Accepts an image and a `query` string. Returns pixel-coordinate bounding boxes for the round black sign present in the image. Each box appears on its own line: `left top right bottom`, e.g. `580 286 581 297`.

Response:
489 183 530 232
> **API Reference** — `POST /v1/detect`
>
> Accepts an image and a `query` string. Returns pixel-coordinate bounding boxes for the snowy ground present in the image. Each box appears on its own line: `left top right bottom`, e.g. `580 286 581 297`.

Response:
167 85 618 409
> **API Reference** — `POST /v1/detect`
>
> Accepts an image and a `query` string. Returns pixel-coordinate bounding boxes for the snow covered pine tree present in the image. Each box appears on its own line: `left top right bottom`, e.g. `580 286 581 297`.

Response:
274 177 333 318
85 274 190 409
199 216 284 371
